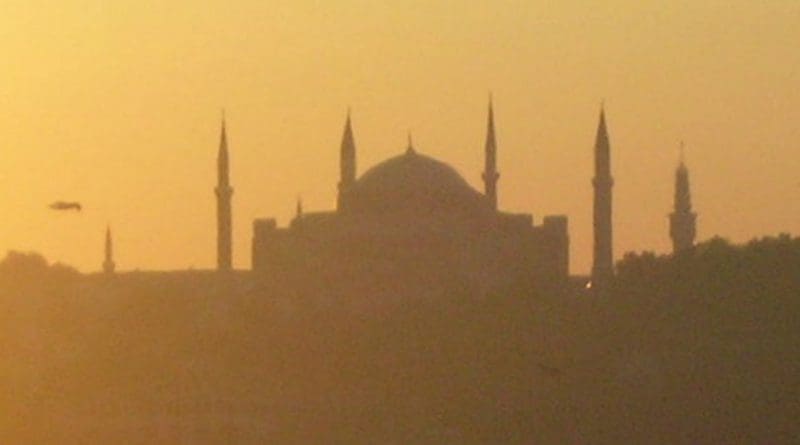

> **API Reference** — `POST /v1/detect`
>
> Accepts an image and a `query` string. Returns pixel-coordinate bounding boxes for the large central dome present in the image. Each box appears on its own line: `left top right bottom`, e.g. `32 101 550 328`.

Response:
344 149 491 217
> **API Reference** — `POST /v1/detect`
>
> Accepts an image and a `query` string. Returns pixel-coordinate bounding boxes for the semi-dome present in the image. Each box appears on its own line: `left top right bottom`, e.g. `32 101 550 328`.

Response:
344 149 491 217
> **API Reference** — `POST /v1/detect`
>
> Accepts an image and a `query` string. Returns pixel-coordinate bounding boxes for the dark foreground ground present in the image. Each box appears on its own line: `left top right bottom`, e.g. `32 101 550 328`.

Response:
1 236 799 444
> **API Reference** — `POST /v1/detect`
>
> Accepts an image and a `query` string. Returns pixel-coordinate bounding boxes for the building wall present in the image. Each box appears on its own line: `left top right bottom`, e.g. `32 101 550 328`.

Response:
252 210 569 291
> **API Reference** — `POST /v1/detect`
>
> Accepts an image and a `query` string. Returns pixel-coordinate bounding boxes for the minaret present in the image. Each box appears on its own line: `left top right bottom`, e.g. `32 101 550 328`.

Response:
482 96 499 210
669 143 697 253
103 225 115 274
337 110 356 210
592 105 614 286
215 113 233 271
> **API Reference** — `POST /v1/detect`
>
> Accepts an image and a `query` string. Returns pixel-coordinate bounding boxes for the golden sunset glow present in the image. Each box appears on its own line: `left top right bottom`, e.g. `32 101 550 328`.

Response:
1 0 798 273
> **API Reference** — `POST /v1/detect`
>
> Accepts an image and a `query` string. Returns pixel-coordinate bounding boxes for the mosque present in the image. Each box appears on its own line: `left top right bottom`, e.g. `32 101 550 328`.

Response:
103 100 697 290
238 102 568 289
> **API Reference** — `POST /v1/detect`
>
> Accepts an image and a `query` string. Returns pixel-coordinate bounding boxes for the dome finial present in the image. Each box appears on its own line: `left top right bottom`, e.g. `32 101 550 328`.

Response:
296 194 303 218
406 130 415 154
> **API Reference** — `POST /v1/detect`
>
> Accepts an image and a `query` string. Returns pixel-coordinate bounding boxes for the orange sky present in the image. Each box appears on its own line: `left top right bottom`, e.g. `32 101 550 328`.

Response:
1 1 798 273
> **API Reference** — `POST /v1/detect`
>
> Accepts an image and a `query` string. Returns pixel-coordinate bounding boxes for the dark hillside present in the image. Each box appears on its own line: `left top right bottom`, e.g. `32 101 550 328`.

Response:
1 236 798 444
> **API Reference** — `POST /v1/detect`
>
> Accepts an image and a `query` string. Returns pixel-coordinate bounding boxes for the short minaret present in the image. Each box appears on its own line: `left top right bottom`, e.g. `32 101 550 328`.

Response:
103 225 115 274
669 143 697 253
482 96 499 210
337 111 357 210
215 114 233 271
592 105 614 286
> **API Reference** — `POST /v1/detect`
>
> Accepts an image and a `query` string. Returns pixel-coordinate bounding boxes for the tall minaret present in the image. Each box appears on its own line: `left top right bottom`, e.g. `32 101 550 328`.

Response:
669 143 697 253
215 114 233 271
482 96 499 210
103 225 115 274
592 105 614 285
337 110 356 210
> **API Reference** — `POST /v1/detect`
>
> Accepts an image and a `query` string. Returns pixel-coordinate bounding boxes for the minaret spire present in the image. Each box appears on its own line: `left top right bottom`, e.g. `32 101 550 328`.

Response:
592 104 614 287
482 94 499 210
670 141 697 253
103 225 115 274
215 113 233 271
337 109 357 211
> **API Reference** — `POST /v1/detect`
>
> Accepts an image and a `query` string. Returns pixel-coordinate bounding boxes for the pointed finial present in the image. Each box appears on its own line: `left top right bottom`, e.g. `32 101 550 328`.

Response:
220 108 228 139
342 107 354 136
597 100 607 129
406 131 415 153
678 140 688 169
487 93 496 130
105 223 113 256
296 195 303 218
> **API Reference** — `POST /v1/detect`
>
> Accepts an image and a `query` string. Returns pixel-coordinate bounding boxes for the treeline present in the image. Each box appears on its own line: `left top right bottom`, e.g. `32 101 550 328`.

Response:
0 250 79 284
615 234 800 298
585 234 800 444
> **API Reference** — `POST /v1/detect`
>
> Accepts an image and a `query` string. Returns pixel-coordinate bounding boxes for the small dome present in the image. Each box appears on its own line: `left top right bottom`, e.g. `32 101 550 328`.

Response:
345 150 491 217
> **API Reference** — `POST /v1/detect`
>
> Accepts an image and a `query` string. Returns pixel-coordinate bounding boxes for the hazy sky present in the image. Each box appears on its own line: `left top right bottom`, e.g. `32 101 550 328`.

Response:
1 1 798 273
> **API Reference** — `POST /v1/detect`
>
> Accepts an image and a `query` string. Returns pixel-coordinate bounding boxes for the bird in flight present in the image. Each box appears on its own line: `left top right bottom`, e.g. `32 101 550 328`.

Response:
49 201 82 211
